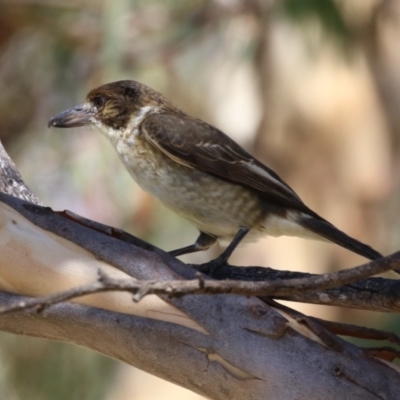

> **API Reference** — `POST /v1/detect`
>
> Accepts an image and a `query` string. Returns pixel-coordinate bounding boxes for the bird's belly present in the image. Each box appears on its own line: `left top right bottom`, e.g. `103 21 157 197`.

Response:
117 139 316 243
120 146 265 239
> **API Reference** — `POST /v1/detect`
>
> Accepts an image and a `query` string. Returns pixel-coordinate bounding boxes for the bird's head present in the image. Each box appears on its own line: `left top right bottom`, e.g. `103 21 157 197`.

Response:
48 80 176 138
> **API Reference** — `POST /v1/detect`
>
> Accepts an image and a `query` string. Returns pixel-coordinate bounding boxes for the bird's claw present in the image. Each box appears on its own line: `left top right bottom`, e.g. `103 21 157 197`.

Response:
195 256 229 276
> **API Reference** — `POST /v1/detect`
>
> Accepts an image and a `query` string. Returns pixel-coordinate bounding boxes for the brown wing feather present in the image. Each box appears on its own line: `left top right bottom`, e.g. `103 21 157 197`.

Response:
140 112 317 215
139 113 383 261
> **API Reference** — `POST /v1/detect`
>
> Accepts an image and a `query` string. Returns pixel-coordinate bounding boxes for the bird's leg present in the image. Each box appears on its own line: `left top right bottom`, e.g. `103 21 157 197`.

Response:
198 226 249 275
169 231 217 257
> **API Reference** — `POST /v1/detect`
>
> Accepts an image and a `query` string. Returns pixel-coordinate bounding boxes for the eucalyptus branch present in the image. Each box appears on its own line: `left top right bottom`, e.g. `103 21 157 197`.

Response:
1 249 400 317
207 265 400 312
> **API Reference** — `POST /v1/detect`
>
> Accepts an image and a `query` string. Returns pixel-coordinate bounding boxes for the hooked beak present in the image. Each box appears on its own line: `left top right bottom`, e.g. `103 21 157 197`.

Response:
48 104 94 128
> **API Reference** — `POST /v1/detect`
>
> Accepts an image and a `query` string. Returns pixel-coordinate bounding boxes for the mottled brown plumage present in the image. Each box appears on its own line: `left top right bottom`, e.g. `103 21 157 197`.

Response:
48 80 382 263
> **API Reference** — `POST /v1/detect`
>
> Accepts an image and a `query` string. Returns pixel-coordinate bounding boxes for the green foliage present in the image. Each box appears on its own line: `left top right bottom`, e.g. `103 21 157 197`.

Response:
278 0 353 44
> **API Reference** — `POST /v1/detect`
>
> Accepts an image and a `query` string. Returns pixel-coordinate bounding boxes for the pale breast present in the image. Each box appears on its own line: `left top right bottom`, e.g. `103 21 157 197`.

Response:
115 136 266 240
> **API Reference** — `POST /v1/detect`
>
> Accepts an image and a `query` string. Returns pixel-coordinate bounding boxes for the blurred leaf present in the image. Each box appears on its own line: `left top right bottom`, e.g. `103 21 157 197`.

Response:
278 0 353 44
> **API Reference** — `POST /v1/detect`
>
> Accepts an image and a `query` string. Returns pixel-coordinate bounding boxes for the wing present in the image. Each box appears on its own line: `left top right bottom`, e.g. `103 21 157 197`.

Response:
140 112 316 215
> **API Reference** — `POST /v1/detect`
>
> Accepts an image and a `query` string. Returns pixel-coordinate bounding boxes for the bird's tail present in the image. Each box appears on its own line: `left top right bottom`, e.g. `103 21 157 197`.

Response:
298 216 382 261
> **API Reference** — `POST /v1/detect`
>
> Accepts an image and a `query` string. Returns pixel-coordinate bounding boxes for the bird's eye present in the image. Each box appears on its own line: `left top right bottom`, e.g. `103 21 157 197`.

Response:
92 95 105 109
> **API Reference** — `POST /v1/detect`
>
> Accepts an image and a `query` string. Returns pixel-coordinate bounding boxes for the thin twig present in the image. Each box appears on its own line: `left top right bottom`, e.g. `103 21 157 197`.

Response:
1 250 400 316
312 318 400 346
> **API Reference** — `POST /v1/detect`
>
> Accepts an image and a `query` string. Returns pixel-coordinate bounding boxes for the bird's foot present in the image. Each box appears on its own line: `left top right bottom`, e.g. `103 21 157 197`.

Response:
169 232 217 258
195 255 229 276
194 227 249 277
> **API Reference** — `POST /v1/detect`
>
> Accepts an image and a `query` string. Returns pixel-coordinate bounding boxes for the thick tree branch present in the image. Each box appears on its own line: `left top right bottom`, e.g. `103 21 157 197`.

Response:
0 140 399 399
0 144 41 205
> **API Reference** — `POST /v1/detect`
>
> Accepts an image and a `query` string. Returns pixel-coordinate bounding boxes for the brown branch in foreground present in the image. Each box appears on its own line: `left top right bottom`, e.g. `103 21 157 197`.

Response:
206 265 400 312
1 249 400 317
261 298 400 362
4 269 400 362
312 318 400 346
57 210 400 312
196 252 400 291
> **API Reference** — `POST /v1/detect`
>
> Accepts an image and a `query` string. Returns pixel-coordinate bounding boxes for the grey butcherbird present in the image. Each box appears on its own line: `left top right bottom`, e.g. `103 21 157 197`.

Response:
48 80 382 267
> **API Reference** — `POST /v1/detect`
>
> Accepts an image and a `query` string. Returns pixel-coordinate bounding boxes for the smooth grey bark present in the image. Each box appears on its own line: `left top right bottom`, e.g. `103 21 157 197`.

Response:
0 288 398 400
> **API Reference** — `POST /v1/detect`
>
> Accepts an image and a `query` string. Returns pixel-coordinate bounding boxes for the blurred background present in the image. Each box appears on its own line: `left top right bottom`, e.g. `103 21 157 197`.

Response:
0 0 400 398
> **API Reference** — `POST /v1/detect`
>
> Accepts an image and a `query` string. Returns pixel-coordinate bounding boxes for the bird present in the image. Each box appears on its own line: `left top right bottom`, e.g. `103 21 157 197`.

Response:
48 80 382 267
